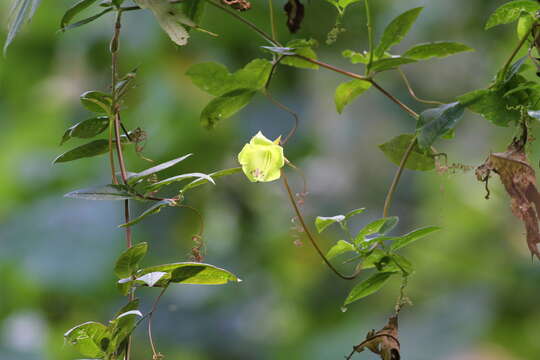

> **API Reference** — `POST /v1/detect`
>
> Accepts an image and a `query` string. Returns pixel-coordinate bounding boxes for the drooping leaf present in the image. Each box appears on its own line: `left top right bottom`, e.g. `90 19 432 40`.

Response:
390 226 441 250
485 0 540 30
61 116 109 145
127 154 193 185
281 38 319 69
200 89 256 129
186 59 273 96
64 321 109 358
416 102 465 149
379 134 435 171
327 240 356 260
334 79 372 114
80 91 113 114
4 0 42 55
182 167 242 192
315 215 346 233
147 172 214 192
374 7 423 58
53 139 110 163
403 41 473 60
370 57 417 73
119 200 175 227
114 242 148 278
60 0 100 30
344 272 397 306
64 184 134 201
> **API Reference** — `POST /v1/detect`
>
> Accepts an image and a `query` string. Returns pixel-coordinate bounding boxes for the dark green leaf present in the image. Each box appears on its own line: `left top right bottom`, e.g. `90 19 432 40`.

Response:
182 167 242 192
61 116 109 145
315 215 345 233
127 154 193 185
403 41 473 60
416 102 465 148
64 321 109 358
390 226 441 250
370 57 417 72
356 217 398 244
379 134 435 171
182 0 206 24
374 7 423 58
345 208 366 219
80 91 113 114
119 200 175 227
327 240 356 260
344 272 397 306
53 139 110 163
114 242 148 278
485 0 540 29
61 7 113 31
200 89 256 129
390 253 414 275
60 0 99 30
335 79 372 114
64 184 134 201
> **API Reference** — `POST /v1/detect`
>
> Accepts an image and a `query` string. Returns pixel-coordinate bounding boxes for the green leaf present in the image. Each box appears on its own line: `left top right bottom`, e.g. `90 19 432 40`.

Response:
517 13 535 39
370 57 417 72
345 208 366 219
335 79 372 114
403 41 474 60
80 91 113 114
127 154 193 185
374 7 423 58
281 39 319 69
379 216 399 235
64 321 109 358
182 167 242 192
390 253 414 275
360 249 387 270
315 215 346 233
53 139 110 163
4 0 42 56
186 59 272 96
342 49 370 64
129 262 241 287
327 240 356 260
458 75 530 126
355 217 398 244
119 200 175 227
390 226 441 250
147 172 214 192
200 89 256 129
61 116 109 145
136 271 168 287
182 0 206 24
108 310 142 357
379 134 435 171
114 242 148 278
60 0 99 30
485 0 540 29
61 7 113 31
64 184 134 201
416 102 465 149
344 272 396 306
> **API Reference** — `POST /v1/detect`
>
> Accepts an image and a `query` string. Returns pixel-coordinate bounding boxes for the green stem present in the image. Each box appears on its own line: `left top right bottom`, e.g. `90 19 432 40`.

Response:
499 24 534 83
268 0 277 42
382 136 417 218
364 0 374 74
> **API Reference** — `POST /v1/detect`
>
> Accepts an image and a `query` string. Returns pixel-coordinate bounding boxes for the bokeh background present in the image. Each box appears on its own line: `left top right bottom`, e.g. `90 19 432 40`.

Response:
2 0 540 359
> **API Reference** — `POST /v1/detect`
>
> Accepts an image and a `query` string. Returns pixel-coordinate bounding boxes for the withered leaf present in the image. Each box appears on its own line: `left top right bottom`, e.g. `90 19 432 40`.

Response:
221 0 251 11
476 139 540 259
353 316 400 360
284 0 305 33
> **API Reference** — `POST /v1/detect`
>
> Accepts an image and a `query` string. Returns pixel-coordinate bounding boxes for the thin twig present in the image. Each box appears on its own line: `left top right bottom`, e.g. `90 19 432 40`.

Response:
382 136 417 218
499 24 535 83
364 0 374 74
282 171 361 280
398 68 444 105
263 91 299 145
148 288 167 359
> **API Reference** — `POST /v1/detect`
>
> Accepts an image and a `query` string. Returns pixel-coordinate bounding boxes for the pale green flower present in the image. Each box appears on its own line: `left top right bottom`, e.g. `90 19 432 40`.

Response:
238 131 285 182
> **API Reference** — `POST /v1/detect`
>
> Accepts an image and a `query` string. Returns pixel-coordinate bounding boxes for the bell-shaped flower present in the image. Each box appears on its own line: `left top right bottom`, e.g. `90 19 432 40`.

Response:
238 131 285 182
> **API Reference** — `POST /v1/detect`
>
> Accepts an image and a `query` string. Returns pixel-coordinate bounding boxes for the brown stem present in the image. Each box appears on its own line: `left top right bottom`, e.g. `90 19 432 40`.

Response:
282 171 361 280
398 68 444 106
148 288 167 359
382 136 417 218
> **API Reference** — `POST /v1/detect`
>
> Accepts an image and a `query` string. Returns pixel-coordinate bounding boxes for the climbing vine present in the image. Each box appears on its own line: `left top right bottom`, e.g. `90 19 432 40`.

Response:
4 0 540 359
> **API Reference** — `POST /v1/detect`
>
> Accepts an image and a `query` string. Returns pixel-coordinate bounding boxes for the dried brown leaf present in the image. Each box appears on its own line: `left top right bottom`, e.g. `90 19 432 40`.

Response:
353 316 400 360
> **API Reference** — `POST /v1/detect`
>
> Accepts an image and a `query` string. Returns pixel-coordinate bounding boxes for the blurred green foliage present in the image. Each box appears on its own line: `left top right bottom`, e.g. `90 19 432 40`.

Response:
2 0 540 359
